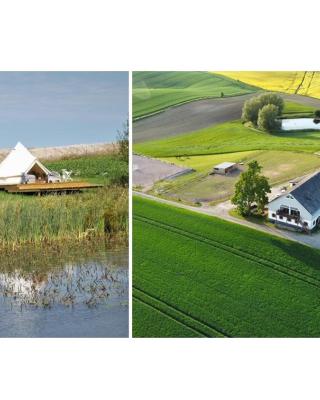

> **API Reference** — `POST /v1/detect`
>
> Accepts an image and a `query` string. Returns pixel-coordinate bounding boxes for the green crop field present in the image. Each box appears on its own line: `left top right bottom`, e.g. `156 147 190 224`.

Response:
133 196 320 337
133 71 258 119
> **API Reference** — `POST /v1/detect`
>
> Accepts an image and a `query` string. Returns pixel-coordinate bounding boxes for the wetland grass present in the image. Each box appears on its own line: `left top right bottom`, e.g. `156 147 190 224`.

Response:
0 185 128 248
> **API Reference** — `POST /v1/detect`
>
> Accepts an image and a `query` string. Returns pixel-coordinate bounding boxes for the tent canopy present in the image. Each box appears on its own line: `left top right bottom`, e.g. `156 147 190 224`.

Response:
0 142 50 178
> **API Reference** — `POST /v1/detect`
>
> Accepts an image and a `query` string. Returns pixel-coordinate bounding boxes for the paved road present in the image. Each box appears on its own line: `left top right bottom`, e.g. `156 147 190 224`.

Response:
134 191 320 250
133 93 320 143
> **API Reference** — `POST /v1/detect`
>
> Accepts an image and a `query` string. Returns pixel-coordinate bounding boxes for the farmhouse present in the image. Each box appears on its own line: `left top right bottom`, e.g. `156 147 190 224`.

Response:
213 162 237 175
268 171 320 231
0 142 50 185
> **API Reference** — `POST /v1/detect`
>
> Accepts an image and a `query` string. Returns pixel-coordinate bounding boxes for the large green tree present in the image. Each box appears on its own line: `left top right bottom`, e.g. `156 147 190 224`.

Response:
232 161 271 216
242 92 284 127
257 104 281 132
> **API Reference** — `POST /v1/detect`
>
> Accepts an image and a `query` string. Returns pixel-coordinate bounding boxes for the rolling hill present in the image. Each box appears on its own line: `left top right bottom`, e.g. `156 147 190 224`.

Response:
133 71 258 119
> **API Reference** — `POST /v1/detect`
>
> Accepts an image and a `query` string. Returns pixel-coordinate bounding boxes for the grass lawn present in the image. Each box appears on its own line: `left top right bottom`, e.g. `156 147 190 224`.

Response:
133 71 258 119
152 150 320 203
133 196 320 337
215 71 320 99
46 154 128 185
134 119 320 158
283 101 315 117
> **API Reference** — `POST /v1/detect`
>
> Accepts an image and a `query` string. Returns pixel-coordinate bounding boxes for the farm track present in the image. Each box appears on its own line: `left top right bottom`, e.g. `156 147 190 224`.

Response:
133 286 229 337
295 72 307 94
305 72 315 95
134 214 320 290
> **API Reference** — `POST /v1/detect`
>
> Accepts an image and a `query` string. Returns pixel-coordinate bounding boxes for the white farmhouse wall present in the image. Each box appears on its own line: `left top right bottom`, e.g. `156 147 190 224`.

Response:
268 194 313 229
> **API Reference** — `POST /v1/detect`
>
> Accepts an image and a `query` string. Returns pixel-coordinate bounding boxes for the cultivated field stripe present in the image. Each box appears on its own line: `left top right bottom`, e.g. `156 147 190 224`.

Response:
134 214 320 290
133 286 229 338
133 295 206 338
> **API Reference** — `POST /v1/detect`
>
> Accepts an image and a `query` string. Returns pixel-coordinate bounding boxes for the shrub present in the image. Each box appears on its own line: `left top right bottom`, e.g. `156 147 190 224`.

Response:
257 104 281 132
315 110 320 119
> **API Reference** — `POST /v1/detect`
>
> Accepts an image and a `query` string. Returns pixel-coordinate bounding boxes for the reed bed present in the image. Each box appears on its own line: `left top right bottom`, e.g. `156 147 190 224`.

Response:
0 186 128 248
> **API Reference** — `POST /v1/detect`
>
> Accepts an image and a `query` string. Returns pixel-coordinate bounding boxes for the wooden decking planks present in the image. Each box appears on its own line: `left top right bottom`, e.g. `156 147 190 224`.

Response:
4 181 102 193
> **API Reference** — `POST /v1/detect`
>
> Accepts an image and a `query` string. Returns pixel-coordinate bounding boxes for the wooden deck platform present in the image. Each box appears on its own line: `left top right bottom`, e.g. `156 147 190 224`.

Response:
2 181 103 194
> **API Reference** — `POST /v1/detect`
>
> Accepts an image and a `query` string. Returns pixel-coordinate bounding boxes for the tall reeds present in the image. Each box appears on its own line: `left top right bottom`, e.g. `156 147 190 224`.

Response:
0 186 128 248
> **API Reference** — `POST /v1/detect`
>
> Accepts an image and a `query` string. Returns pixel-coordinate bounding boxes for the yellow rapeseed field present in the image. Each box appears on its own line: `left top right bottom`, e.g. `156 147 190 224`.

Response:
215 71 320 99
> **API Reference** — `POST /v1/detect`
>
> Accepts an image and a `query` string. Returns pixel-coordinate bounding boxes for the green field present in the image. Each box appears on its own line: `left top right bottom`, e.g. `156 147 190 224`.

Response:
133 71 258 119
134 119 320 158
133 197 320 337
46 153 128 185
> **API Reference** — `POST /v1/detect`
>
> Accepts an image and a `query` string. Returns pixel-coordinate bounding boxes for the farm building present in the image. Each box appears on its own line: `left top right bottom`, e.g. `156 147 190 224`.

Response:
268 171 320 232
0 142 51 185
213 162 237 175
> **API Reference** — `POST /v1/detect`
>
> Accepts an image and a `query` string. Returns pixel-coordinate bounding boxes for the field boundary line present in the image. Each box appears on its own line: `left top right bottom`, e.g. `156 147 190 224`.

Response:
134 286 230 338
134 214 320 290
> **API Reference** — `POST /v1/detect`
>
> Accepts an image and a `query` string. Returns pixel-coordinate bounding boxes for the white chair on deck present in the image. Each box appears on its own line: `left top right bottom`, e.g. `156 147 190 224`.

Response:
61 169 73 182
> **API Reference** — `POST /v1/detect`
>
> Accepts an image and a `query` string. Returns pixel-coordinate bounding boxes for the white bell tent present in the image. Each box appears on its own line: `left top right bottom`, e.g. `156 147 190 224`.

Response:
0 142 51 185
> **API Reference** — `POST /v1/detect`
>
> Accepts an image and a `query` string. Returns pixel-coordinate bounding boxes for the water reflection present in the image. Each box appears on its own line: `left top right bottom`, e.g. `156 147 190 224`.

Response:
0 241 128 337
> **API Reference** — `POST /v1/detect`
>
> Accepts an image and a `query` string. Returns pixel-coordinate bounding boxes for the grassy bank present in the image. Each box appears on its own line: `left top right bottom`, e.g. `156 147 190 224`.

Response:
133 71 258 119
134 118 320 157
133 197 320 337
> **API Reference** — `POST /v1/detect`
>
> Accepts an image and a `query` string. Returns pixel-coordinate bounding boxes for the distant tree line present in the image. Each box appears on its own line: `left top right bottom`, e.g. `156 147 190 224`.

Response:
242 93 284 132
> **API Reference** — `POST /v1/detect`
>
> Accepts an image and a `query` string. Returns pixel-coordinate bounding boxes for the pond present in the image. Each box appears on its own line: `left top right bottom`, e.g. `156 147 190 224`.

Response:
0 241 128 337
281 118 320 131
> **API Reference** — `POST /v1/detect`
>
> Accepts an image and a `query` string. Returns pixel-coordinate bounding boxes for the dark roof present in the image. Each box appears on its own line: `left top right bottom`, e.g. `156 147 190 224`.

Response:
291 172 320 215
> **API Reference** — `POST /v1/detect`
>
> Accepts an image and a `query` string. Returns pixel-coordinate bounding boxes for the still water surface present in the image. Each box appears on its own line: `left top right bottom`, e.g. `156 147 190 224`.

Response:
281 118 320 131
0 242 128 337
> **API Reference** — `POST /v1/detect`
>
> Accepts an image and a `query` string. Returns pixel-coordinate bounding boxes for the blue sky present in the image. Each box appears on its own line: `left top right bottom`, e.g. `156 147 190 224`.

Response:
0 72 128 148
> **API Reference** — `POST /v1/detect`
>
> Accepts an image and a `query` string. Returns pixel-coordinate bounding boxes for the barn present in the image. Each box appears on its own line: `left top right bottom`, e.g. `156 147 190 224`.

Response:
268 171 320 231
0 142 51 186
212 162 237 175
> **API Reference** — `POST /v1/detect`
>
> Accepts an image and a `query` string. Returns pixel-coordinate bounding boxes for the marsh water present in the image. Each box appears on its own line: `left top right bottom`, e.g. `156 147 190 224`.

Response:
282 118 320 131
0 241 128 337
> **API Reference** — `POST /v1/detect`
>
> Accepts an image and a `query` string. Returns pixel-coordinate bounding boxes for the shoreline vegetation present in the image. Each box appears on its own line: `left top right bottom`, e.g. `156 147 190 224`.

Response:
0 140 128 249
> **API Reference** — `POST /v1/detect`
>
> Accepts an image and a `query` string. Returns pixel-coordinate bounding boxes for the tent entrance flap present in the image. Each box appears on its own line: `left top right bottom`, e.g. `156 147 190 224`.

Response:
27 162 48 181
